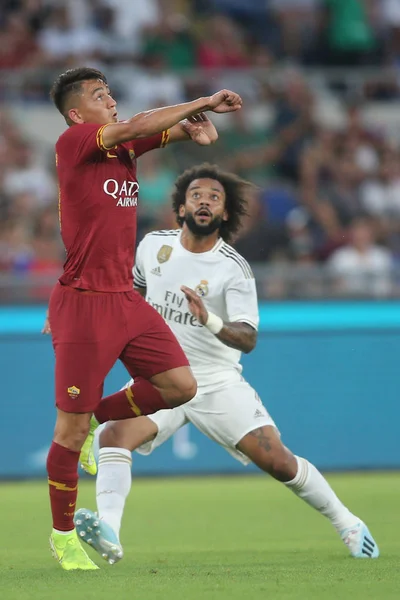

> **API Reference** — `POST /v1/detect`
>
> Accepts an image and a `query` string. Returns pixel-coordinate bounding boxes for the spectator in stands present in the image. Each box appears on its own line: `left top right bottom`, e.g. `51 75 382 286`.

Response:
233 187 289 263
0 219 33 273
318 0 380 66
38 6 103 66
135 151 178 238
200 0 276 48
328 216 393 297
141 13 197 71
197 14 250 70
0 12 40 70
99 0 160 55
311 201 347 262
300 127 339 205
30 206 63 271
361 149 400 219
123 52 186 108
270 0 318 61
380 0 400 66
3 143 56 208
272 70 316 182
324 156 364 226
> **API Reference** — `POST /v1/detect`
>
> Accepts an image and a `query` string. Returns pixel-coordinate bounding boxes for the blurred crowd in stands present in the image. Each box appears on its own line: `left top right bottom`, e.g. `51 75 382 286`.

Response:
2 0 400 299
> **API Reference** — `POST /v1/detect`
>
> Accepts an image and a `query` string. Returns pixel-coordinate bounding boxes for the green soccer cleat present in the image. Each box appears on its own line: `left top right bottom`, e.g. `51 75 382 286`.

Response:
80 415 99 476
49 529 99 570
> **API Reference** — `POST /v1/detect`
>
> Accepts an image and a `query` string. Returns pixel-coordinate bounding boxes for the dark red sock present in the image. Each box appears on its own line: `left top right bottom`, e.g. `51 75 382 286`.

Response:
94 378 169 424
47 441 79 532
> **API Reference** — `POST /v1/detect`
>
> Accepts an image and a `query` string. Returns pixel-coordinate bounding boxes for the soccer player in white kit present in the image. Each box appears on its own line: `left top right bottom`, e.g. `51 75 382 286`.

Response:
74 164 379 564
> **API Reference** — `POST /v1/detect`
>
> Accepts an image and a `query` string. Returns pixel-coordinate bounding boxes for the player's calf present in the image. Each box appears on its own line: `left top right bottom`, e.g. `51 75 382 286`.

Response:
237 425 297 481
100 417 158 451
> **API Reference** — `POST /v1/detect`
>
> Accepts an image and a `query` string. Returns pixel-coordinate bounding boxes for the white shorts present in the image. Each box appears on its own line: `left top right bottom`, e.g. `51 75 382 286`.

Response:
126 379 277 466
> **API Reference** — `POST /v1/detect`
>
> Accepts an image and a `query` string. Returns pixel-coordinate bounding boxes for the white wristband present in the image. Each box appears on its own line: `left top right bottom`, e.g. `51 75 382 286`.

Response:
205 311 223 334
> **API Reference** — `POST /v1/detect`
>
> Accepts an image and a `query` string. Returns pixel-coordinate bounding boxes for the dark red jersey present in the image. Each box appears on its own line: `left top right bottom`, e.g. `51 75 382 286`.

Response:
56 123 169 291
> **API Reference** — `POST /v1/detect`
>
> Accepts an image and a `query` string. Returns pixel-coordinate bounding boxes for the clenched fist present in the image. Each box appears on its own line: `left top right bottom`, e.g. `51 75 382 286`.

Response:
206 90 242 114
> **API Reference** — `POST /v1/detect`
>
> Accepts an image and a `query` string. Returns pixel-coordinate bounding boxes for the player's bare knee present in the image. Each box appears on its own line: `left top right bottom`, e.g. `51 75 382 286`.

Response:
99 423 119 448
54 422 91 451
168 375 197 408
53 410 91 451
99 421 130 449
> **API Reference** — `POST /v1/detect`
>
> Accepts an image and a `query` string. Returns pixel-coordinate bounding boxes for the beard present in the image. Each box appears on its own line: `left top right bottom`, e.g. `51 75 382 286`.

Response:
184 212 223 237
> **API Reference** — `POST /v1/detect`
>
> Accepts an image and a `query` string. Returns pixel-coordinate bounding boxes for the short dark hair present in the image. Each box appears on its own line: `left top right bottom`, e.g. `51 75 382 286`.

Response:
171 163 251 243
50 67 108 117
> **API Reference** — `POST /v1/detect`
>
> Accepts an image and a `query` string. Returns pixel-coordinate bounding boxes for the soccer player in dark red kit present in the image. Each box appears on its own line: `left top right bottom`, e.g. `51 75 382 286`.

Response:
47 67 242 570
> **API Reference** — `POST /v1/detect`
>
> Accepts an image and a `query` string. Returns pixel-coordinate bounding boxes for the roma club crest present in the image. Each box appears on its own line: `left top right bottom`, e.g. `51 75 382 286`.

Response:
157 245 173 264
67 386 80 399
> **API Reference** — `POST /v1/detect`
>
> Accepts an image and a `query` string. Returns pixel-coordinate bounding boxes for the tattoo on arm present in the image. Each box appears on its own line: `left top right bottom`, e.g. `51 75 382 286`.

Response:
216 322 257 353
248 427 272 452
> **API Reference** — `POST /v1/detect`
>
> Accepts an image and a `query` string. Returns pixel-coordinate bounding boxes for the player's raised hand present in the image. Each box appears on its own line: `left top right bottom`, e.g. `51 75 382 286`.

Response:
207 90 242 114
181 285 208 325
41 311 51 335
181 113 218 146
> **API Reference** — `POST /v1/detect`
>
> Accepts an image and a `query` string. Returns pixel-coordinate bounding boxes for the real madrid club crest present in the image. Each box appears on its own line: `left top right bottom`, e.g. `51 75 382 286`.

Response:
157 245 173 264
195 280 209 297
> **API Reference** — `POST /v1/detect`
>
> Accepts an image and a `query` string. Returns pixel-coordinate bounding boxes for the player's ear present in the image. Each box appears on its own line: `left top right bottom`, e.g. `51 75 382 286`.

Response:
222 209 229 222
178 204 186 219
67 108 84 125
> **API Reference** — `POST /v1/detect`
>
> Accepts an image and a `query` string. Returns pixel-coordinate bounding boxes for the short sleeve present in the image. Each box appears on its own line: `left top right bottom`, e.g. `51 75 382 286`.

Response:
225 263 259 330
57 123 113 165
133 239 147 289
129 129 170 159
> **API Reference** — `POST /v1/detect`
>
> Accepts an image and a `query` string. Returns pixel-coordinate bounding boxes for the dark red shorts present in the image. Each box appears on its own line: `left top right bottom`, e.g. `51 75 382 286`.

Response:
48 283 189 413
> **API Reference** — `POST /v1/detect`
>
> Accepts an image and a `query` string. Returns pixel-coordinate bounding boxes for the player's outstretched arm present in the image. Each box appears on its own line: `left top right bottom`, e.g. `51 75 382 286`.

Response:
42 309 51 335
181 285 257 354
169 113 219 146
102 90 242 149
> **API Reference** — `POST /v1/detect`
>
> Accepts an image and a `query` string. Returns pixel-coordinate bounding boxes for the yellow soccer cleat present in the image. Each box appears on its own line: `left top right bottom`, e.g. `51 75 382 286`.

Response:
80 415 99 476
49 529 99 570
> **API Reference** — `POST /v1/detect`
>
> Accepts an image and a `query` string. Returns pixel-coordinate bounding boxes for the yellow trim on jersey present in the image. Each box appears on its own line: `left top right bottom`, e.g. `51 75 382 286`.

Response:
96 123 116 151
55 152 62 231
58 185 62 232
48 479 78 492
125 387 142 417
161 129 170 147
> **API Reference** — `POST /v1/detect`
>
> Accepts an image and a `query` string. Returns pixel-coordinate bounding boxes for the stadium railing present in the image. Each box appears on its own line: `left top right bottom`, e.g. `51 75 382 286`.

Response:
0 266 399 303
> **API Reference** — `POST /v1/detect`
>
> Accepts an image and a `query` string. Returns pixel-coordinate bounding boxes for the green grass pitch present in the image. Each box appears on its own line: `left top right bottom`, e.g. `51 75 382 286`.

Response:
1 473 399 600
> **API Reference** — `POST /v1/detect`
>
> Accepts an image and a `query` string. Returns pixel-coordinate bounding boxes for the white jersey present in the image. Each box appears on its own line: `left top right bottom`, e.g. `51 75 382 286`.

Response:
133 229 259 392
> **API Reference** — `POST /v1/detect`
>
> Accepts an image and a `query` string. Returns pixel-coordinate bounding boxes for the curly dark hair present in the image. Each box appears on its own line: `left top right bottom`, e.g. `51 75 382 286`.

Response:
171 163 251 243
50 67 108 119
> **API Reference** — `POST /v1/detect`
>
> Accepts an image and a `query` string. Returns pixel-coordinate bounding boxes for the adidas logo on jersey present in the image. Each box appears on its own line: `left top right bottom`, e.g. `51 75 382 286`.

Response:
254 409 264 418
151 266 162 276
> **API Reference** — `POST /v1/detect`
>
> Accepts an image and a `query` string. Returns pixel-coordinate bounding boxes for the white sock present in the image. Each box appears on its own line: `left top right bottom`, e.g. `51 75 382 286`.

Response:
284 456 359 532
96 447 132 540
